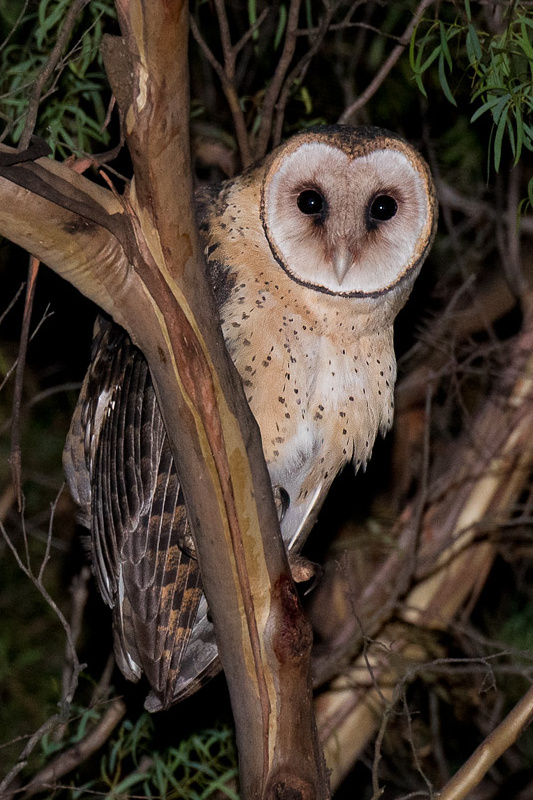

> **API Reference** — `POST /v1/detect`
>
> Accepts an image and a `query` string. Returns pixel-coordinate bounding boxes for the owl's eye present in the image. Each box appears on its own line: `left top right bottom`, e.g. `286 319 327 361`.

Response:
369 195 398 222
297 189 324 215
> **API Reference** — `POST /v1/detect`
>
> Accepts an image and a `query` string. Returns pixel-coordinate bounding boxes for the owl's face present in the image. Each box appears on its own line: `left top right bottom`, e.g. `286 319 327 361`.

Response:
260 126 436 298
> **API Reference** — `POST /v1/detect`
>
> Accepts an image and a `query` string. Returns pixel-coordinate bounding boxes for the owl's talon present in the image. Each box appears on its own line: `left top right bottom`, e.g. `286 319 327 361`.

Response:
272 485 290 524
178 529 197 560
288 554 322 593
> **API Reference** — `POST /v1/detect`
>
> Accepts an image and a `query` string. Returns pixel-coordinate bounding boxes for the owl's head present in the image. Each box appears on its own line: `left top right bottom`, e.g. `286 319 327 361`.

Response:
260 125 437 298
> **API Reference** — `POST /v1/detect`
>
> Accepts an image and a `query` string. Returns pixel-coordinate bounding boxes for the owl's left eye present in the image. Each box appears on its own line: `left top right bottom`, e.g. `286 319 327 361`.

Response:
297 189 324 215
369 195 398 221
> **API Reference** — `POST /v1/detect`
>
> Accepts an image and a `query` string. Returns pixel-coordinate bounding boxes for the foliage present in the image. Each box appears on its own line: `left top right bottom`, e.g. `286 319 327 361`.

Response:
39 711 239 799
410 1 533 198
1 0 533 798
0 0 115 156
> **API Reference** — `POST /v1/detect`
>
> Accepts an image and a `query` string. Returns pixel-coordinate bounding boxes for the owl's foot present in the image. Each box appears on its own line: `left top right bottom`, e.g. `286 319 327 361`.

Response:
288 553 322 592
178 528 197 560
272 484 290 524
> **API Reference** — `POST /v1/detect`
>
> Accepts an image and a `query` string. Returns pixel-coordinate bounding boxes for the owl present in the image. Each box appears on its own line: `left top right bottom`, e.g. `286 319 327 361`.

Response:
64 125 437 712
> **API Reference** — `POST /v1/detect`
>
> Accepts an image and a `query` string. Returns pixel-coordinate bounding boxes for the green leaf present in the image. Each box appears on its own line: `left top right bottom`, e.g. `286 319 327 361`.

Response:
439 21 453 70
273 4 287 50
420 43 442 74
514 105 524 163
438 52 457 106
471 92 508 122
493 104 509 171
466 23 483 65
247 0 258 41
300 85 312 114
518 21 533 60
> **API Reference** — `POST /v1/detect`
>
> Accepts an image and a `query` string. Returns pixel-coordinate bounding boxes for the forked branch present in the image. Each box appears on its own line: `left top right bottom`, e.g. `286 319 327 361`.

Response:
0 2 329 798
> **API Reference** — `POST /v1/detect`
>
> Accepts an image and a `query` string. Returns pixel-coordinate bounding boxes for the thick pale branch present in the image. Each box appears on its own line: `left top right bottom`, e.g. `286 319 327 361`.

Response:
316 324 533 791
438 683 533 800
0 2 328 798
102 4 327 797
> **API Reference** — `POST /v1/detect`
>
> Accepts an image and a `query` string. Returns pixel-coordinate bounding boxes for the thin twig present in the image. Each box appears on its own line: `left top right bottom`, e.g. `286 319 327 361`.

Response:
254 0 302 159
190 14 253 166
214 0 235 78
20 698 126 800
401 691 434 798
272 1 341 147
18 0 90 150
0 283 25 327
90 652 116 706
438 682 533 800
10 256 39 510
234 7 270 55
339 0 435 123
54 565 92 743
0 382 82 437
0 304 55 395
0 714 62 797
0 0 30 56
0 509 84 706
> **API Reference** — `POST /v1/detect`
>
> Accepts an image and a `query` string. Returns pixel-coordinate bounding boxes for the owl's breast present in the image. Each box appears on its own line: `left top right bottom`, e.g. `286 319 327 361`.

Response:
220 291 396 510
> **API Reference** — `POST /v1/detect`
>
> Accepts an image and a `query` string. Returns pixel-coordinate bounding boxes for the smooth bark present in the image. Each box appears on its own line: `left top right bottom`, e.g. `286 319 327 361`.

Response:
0 2 329 797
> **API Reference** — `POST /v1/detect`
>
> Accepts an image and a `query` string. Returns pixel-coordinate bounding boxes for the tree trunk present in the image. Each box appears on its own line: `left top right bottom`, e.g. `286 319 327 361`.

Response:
0 1 329 797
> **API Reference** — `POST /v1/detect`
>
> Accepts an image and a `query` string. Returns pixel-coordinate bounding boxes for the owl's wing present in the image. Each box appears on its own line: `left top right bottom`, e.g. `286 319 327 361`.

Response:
63 316 211 709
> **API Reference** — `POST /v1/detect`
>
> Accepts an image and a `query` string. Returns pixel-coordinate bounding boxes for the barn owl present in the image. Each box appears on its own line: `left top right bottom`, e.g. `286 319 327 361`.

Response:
64 125 437 711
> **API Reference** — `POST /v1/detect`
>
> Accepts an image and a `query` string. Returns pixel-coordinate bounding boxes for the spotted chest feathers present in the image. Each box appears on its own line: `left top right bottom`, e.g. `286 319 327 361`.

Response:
201 177 398 509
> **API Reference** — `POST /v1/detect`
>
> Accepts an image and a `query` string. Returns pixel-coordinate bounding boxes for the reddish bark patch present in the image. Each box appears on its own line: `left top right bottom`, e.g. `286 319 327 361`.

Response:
272 575 313 664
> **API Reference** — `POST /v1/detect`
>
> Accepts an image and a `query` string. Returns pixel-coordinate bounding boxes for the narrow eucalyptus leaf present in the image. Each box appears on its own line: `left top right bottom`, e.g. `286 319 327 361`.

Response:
438 53 457 106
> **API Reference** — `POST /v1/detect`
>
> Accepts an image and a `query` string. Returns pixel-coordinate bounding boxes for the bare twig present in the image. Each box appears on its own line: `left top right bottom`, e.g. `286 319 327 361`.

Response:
272 1 341 148
190 13 255 166
0 302 54 397
0 282 25 327
0 484 16 525
0 502 84 708
438 683 533 800
339 0 435 123
54 566 92 743
0 714 62 797
0 383 82 437
90 652 116 706
254 0 302 159
9 256 39 510
20 698 126 799
0 491 89 798
0 0 31 56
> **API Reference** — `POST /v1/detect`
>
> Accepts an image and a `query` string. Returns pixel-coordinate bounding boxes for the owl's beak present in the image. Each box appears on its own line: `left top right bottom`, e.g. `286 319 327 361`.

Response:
332 246 353 285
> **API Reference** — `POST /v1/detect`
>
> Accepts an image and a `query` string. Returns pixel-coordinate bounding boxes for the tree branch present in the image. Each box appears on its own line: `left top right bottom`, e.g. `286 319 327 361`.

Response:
189 14 253 167
0 2 329 797
255 0 302 159
339 0 435 123
18 0 90 150
21 698 126 799
438 683 533 800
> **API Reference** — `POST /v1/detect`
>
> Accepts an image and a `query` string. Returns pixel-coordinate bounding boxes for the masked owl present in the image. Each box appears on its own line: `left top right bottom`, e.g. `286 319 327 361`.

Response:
64 124 437 711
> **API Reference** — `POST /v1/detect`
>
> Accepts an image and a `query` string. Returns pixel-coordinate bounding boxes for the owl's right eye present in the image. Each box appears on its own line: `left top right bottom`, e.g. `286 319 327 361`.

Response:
297 189 324 215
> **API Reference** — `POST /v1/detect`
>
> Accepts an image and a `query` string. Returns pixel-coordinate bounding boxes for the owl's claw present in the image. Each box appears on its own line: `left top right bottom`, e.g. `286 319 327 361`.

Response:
178 528 197 560
272 484 290 524
288 553 322 593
